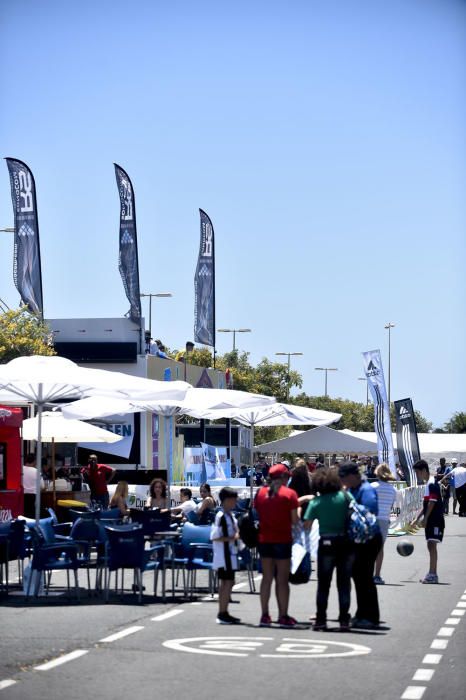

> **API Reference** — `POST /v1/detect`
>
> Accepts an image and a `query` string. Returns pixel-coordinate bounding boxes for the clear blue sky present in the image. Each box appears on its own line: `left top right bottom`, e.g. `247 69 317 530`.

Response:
1 0 465 428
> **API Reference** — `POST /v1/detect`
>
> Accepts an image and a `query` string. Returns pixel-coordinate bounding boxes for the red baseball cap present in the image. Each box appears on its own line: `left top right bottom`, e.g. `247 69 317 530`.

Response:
268 463 290 478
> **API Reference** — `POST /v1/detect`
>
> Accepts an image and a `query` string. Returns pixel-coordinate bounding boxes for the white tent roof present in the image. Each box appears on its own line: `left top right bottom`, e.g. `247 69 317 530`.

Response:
256 426 378 454
341 430 466 462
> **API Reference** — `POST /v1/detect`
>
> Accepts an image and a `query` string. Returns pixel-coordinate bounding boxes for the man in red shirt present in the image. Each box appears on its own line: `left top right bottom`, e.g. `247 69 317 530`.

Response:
254 463 299 628
81 454 115 509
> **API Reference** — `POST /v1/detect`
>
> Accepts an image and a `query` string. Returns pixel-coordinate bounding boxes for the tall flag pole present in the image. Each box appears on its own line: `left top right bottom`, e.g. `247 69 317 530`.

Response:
5 158 44 317
194 208 216 365
114 164 142 328
394 398 420 486
362 349 397 478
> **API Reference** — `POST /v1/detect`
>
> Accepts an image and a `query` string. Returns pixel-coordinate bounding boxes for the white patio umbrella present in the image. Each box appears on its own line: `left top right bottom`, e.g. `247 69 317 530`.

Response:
22 411 123 506
184 402 342 501
0 355 190 521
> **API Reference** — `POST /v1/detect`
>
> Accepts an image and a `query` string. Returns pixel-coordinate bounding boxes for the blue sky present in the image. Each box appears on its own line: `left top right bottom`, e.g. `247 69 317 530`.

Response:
1 0 465 428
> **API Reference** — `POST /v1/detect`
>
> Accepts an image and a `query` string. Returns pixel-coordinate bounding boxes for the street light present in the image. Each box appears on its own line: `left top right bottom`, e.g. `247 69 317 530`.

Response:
275 352 303 400
384 322 395 406
140 292 173 338
0 228 14 233
218 328 252 352
358 377 369 406
315 367 338 397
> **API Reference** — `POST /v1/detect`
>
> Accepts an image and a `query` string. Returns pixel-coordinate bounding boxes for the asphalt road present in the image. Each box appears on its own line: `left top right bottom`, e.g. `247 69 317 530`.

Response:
1 515 465 700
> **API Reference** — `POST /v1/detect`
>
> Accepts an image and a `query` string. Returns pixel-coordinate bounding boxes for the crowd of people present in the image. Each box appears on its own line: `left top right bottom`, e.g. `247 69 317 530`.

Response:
210 455 462 628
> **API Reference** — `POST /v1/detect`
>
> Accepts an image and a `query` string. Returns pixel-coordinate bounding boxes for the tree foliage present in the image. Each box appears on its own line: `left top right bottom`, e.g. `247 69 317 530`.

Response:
441 412 466 434
0 308 55 363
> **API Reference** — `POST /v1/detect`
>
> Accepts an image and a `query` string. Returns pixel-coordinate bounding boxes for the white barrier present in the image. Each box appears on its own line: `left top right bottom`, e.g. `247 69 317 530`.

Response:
389 485 424 532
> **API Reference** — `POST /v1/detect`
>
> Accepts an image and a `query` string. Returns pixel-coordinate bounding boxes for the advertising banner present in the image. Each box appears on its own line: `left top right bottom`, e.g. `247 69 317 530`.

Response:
201 442 230 480
394 398 420 486
362 349 396 477
114 163 141 323
194 209 215 346
79 415 134 459
5 158 43 315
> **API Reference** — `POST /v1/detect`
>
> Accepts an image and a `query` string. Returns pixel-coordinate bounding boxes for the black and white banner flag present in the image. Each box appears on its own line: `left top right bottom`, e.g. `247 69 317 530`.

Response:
394 399 420 486
5 158 43 315
194 209 215 346
114 164 141 323
362 349 397 477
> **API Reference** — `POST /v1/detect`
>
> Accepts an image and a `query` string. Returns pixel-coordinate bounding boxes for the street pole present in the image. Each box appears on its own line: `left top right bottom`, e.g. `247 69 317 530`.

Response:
140 292 173 339
218 328 251 353
315 367 338 397
276 352 303 401
358 377 369 406
384 322 395 406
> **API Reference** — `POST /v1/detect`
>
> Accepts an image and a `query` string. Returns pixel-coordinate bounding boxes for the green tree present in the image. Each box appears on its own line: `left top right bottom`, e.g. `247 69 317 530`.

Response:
0 308 55 363
443 411 466 434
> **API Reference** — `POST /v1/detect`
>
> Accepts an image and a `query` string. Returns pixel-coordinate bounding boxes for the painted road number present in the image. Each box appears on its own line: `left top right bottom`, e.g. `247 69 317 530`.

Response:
163 636 371 659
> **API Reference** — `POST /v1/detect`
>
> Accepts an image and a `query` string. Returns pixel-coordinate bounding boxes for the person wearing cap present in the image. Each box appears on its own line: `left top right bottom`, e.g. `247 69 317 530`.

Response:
439 458 466 517
254 463 299 628
339 461 382 630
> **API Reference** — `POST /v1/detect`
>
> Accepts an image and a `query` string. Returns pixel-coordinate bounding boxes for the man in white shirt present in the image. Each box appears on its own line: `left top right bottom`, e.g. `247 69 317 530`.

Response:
171 488 197 520
439 460 466 517
22 453 43 518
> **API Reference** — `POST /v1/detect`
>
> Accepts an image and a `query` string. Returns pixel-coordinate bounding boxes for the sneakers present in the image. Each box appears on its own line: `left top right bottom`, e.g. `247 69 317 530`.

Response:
313 621 328 631
278 615 298 628
420 573 439 584
339 622 351 632
259 613 272 627
217 612 241 625
351 618 378 630
373 575 385 585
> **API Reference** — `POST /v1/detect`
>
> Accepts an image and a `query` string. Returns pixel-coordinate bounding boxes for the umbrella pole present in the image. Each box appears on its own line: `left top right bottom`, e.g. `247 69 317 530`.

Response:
34 389 44 524
52 438 56 509
249 423 254 506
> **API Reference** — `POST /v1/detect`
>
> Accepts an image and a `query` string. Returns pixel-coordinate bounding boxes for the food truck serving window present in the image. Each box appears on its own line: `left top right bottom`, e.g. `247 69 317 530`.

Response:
0 443 6 490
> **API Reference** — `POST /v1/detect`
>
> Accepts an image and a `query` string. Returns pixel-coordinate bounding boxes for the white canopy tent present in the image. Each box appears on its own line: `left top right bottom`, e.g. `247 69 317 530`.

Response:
256 425 379 455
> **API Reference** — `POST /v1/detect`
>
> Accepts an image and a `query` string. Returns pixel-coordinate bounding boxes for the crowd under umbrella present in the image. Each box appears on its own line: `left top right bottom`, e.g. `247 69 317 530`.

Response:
60 387 277 502
184 402 342 502
22 411 124 506
0 355 191 521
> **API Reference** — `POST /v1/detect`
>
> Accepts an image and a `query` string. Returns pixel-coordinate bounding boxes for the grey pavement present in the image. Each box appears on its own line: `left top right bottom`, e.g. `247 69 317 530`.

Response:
0 515 465 700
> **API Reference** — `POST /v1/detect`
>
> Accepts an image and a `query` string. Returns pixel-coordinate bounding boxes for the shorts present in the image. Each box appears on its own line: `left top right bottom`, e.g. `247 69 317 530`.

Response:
377 519 390 542
217 567 236 581
258 542 292 560
425 523 444 543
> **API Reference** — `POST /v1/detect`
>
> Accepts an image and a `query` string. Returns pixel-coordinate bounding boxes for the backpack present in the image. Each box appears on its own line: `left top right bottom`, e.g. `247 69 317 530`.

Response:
238 509 259 549
345 493 379 544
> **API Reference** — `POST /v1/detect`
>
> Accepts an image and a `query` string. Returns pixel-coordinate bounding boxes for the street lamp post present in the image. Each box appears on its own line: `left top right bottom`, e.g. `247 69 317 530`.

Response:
358 377 369 406
275 352 303 401
315 367 338 397
384 322 395 406
140 292 173 338
218 328 251 352
0 228 14 233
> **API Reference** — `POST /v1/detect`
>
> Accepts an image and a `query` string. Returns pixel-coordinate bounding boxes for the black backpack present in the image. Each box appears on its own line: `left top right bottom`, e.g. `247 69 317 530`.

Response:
238 509 259 549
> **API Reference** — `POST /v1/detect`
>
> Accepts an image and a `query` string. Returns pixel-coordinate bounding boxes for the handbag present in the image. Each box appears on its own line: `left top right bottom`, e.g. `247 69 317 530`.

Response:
345 492 379 544
238 509 259 549
289 551 311 584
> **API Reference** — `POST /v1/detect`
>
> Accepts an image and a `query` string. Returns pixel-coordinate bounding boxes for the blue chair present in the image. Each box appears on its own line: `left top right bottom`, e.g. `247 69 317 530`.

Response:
129 509 172 537
69 518 108 593
27 526 80 598
0 520 26 593
104 524 166 603
99 508 123 525
177 523 215 599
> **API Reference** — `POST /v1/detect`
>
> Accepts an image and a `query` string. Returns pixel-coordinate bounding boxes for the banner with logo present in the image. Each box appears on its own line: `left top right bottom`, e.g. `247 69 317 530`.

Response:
5 158 43 315
394 398 420 486
194 209 215 346
362 349 396 477
79 414 134 459
114 164 141 323
201 442 230 480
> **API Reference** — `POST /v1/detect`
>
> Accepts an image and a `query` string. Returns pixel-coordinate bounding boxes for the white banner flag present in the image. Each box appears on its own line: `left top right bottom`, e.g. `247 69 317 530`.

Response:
362 349 396 477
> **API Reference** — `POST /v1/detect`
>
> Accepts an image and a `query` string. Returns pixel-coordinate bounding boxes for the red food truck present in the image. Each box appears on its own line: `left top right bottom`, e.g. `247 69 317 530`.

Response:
0 406 23 521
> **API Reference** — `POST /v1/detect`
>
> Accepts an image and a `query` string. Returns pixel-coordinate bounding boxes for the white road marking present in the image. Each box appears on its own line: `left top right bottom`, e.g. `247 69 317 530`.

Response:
456 601 466 608
401 687 426 700
431 639 449 650
99 626 145 643
152 609 184 622
0 681 16 691
232 581 248 590
35 650 89 671
422 654 442 665
437 627 454 637
451 609 465 616
444 618 460 626
413 669 435 682
189 602 202 606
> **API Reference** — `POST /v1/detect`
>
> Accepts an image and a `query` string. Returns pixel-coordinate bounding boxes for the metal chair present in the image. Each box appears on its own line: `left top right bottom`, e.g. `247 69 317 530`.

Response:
27 526 80 598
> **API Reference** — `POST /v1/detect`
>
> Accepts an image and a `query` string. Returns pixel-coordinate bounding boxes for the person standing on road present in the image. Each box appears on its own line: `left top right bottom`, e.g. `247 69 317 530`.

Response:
254 463 299 628
304 468 355 631
81 454 115 509
413 459 445 583
372 463 397 585
440 459 466 517
436 457 452 515
339 461 382 630
211 487 241 625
